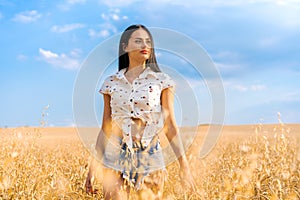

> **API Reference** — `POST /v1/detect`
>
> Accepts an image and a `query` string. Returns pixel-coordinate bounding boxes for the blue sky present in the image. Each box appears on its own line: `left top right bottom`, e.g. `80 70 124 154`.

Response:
1 0 300 127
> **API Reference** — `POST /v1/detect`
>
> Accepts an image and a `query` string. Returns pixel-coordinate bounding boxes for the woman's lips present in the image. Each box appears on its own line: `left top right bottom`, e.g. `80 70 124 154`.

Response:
140 50 149 54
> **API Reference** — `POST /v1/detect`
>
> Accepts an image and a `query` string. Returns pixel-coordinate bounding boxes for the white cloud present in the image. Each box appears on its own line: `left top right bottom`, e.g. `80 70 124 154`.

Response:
100 0 196 8
12 10 41 23
180 0 300 7
258 36 279 48
184 76 207 91
281 91 300 101
88 29 110 37
66 0 86 4
67 122 77 127
101 8 128 22
213 51 240 60
212 53 244 77
225 81 266 92
215 62 242 71
275 8 300 29
100 0 138 7
246 1 300 30
59 0 87 11
215 62 244 77
88 23 117 38
69 49 82 57
17 54 28 61
250 84 266 91
101 13 109 21
101 0 300 11
38 48 82 70
39 48 58 58
51 23 85 33
0 12 3 19
111 13 119 21
233 84 248 92
224 81 242 92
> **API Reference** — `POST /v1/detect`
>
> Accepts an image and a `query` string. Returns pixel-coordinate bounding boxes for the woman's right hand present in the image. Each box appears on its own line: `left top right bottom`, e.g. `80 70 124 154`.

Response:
85 172 98 194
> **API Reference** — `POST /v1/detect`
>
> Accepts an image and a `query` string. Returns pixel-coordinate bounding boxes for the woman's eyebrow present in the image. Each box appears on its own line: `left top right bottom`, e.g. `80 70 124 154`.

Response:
133 37 151 40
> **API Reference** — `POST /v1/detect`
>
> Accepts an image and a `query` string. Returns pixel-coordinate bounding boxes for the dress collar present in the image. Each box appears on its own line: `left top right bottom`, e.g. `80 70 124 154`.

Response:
115 67 157 80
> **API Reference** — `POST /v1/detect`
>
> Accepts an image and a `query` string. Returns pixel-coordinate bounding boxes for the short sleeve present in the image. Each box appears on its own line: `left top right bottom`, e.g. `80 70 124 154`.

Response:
99 76 114 95
160 73 176 90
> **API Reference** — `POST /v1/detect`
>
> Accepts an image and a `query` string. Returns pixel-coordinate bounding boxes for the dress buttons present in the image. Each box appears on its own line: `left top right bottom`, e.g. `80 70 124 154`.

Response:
131 111 134 114
130 98 133 102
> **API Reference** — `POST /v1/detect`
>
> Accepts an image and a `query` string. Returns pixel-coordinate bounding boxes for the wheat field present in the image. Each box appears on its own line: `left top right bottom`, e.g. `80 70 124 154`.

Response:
0 122 299 199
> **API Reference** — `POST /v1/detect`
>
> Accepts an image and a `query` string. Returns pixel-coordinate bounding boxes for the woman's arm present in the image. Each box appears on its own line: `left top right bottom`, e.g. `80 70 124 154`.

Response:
86 94 112 193
161 87 196 191
95 94 112 156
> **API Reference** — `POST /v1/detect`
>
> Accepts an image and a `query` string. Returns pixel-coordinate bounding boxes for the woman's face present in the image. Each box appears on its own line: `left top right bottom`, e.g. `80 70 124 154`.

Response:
124 28 152 62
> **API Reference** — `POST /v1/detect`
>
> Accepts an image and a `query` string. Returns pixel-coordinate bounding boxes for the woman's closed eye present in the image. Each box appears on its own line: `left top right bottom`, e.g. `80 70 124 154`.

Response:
135 39 151 46
135 39 142 44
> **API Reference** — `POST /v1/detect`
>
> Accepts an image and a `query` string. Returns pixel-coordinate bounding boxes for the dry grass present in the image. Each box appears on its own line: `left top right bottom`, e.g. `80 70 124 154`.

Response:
0 122 299 199
0 127 94 199
201 122 300 200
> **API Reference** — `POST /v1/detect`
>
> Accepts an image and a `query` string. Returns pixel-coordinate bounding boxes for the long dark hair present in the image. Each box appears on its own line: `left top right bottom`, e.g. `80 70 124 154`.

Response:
118 24 161 72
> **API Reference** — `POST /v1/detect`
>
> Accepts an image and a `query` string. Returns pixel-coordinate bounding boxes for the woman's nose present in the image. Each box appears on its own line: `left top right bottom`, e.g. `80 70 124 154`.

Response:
141 40 150 49
141 41 147 48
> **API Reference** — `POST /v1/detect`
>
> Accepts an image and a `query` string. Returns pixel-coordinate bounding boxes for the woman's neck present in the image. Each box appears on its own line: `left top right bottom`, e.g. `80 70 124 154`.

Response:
125 61 147 84
126 58 146 76
127 58 146 70
125 64 145 77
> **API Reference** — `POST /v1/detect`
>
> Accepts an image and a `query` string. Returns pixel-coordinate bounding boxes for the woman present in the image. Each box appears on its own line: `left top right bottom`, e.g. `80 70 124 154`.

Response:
85 24 196 199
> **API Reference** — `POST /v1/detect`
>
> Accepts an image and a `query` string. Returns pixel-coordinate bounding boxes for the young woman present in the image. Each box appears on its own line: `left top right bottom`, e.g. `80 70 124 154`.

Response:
85 24 195 199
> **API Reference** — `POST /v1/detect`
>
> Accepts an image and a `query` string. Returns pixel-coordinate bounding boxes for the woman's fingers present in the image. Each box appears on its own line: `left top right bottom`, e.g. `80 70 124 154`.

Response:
85 175 98 194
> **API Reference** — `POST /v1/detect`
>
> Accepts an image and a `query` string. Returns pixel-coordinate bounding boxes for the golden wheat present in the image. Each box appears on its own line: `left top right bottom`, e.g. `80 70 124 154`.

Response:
201 123 300 200
0 122 299 199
